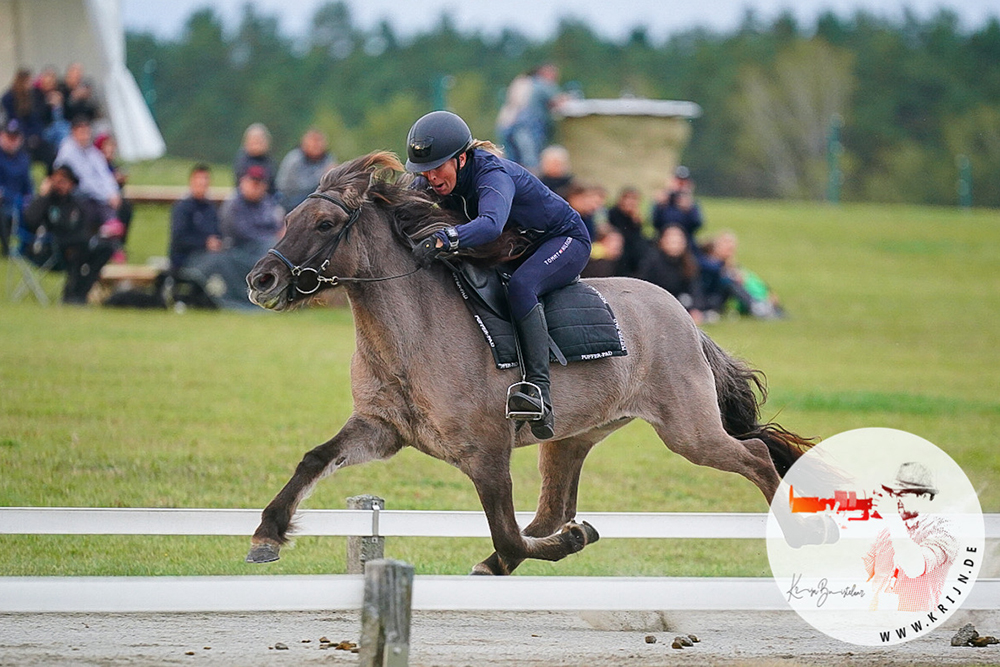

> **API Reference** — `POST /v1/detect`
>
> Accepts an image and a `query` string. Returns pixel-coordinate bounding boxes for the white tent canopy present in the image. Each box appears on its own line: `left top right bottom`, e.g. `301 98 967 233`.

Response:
0 0 165 161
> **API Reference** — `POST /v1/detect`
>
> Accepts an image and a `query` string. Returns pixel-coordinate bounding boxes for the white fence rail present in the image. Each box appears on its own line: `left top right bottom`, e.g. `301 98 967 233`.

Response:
2 508 997 614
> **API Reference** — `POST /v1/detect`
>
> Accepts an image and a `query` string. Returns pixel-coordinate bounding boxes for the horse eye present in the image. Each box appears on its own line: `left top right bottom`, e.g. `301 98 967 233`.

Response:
318 220 335 232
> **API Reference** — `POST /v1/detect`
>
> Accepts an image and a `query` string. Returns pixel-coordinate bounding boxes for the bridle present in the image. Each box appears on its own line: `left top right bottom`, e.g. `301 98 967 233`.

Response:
266 192 420 301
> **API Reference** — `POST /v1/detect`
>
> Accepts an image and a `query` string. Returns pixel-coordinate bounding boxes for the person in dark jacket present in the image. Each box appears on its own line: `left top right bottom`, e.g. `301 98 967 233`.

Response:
0 119 34 256
169 163 221 272
637 224 706 324
233 123 277 195
405 110 591 440
22 165 113 304
651 165 702 253
607 186 648 277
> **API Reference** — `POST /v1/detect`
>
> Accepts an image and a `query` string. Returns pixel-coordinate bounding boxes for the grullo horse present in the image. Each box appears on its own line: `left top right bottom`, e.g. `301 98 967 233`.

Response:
244 151 813 574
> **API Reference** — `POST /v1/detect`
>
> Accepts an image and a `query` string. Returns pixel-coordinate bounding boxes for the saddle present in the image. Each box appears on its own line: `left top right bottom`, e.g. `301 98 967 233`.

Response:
448 261 628 370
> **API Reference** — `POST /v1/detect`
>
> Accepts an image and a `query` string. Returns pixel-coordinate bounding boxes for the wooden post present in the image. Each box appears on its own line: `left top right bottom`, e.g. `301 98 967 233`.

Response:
358 559 413 667
347 495 384 574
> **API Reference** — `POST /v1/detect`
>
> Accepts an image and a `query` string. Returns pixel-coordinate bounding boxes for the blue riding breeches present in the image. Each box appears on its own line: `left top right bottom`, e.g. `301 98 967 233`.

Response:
506 235 591 321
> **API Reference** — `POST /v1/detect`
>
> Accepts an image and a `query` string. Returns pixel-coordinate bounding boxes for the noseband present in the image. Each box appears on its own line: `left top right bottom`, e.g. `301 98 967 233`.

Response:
266 192 419 301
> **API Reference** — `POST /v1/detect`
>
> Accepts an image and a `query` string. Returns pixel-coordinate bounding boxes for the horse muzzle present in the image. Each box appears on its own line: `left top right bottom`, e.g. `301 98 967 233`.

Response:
246 255 292 311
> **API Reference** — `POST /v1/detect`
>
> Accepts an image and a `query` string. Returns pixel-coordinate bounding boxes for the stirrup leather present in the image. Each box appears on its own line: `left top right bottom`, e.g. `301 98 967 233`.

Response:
506 381 545 421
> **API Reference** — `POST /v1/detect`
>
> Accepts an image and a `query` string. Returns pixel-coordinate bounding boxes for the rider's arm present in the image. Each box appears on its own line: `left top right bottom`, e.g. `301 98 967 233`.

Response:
453 167 515 248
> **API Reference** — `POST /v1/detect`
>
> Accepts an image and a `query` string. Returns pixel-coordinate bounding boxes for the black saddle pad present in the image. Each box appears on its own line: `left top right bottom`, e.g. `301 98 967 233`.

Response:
450 265 627 370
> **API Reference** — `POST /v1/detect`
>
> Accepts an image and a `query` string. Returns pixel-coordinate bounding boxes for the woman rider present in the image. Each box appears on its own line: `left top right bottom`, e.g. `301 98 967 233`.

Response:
404 110 591 440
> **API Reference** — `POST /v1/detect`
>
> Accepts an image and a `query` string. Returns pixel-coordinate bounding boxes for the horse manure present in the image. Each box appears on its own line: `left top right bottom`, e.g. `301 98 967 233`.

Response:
671 639 684 649
687 634 700 643
274 642 289 650
674 635 694 647
319 636 330 643
644 635 657 644
301 638 311 643
971 636 998 647
334 641 357 651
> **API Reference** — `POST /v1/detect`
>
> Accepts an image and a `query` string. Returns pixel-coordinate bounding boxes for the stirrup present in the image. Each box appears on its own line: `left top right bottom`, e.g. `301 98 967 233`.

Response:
506 381 545 421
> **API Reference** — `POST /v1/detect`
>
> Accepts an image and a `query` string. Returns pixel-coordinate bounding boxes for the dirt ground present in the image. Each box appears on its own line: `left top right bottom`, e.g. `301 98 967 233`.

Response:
2 608 999 667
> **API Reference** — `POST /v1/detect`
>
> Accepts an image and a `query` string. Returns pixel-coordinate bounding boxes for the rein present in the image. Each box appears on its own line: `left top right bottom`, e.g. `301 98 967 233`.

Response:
267 192 420 300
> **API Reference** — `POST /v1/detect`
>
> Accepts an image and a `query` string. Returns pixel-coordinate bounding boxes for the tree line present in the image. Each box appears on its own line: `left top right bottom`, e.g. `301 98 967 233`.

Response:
125 3 1000 206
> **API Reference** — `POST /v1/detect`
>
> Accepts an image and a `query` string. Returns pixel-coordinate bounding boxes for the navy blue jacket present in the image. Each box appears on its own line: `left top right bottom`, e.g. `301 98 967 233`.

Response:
169 195 220 271
414 149 590 249
0 147 33 211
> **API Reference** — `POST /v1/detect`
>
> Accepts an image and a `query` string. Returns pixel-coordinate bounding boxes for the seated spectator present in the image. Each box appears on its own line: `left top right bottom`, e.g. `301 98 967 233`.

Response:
187 165 283 309
0 119 34 256
699 231 785 320
276 128 335 211
54 117 122 230
60 63 100 124
607 186 648 277
94 132 133 259
538 144 573 198
22 165 114 304
652 165 703 253
638 225 706 324
2 68 56 173
234 122 277 194
169 163 221 273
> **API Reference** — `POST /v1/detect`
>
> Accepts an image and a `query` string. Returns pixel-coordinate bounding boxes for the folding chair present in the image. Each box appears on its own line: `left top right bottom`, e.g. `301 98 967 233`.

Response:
4 196 58 305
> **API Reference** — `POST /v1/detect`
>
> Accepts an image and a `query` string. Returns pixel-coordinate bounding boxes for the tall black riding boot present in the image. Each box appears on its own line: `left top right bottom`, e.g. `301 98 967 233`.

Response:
507 303 555 440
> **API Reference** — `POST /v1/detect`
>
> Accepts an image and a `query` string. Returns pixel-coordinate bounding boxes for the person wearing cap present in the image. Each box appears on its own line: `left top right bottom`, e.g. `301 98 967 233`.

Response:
0 119 34 256
404 110 591 440
22 165 114 304
863 461 958 611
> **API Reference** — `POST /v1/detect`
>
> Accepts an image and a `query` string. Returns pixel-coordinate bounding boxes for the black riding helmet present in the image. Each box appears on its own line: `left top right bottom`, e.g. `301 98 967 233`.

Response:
405 110 474 173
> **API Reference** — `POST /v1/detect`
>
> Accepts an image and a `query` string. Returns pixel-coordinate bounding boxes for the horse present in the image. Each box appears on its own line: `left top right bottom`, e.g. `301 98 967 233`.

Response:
244 151 814 575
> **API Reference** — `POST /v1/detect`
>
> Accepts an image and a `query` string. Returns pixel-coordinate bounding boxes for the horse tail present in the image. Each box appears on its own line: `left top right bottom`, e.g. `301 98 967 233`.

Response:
699 330 814 477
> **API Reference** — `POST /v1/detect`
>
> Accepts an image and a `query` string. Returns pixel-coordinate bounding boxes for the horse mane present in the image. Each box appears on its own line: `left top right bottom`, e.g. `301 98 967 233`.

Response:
316 151 531 265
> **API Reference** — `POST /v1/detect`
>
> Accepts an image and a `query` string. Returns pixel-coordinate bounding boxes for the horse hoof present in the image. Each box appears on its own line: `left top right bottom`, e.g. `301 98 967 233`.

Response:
470 562 495 575
561 520 599 553
246 543 281 563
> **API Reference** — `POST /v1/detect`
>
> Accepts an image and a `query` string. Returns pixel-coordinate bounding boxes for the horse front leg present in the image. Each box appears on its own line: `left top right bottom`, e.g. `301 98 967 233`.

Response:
246 414 401 563
465 445 599 575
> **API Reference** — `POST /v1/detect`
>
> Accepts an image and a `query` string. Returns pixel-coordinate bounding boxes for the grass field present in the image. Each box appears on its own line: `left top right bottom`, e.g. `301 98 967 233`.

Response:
1 195 998 578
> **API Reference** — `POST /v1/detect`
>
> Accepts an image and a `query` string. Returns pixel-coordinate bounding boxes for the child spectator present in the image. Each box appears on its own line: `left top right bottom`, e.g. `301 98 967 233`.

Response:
699 231 785 320
94 132 133 261
638 224 706 324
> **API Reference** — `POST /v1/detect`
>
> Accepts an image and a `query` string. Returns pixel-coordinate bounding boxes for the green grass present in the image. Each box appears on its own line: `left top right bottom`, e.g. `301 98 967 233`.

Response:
1 196 998 577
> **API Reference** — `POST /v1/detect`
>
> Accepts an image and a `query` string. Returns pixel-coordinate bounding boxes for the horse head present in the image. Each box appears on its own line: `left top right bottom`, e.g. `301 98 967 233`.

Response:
246 151 405 310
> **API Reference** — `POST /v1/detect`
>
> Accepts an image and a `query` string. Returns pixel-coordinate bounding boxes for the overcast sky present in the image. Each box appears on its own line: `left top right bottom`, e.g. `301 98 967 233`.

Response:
122 0 998 41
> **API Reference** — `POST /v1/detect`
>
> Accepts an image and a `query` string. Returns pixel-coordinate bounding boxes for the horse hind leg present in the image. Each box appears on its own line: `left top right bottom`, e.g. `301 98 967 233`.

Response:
246 415 401 563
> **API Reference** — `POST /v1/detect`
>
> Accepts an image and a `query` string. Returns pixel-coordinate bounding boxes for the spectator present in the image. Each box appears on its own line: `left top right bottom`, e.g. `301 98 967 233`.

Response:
566 183 621 279
699 231 785 320
60 63 99 124
94 132 133 260
233 122 277 194
637 225 706 324
0 119 34 256
500 64 566 172
22 165 114 304
275 128 335 211
188 165 283 309
1 68 56 173
652 165 703 253
538 144 574 198
54 116 121 224
169 163 221 273
607 186 648 277
35 66 70 152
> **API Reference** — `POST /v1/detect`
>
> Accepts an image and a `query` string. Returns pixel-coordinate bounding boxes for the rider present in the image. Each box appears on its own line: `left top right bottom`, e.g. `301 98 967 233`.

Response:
404 110 591 440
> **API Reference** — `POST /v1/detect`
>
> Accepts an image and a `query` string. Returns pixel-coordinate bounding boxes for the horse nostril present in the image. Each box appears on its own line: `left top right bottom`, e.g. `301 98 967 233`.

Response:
253 271 276 291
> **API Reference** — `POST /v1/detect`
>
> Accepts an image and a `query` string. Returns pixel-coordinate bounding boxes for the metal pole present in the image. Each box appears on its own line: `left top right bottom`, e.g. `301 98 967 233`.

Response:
347 495 385 574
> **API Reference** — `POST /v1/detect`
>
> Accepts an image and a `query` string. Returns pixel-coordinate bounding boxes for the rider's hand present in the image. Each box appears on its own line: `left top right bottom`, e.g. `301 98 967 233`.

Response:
412 233 446 268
